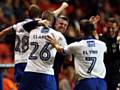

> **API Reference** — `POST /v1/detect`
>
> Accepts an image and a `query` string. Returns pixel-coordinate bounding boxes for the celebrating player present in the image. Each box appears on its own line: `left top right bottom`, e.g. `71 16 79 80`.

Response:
0 1 69 87
18 10 67 90
46 20 107 90
0 4 49 86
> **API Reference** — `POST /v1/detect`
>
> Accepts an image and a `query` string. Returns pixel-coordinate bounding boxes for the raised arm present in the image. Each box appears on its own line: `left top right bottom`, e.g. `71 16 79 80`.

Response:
89 15 100 25
0 26 13 37
53 2 68 17
89 15 100 39
23 20 49 32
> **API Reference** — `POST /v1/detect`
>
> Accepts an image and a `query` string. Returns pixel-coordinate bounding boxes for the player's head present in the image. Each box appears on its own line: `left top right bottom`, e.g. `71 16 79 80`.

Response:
107 18 118 28
41 10 55 27
29 4 41 19
79 19 95 38
106 18 119 36
54 15 69 34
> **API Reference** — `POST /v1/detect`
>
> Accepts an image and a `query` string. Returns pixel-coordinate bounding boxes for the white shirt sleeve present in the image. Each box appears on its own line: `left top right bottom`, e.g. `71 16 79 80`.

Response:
58 32 67 47
12 24 17 31
64 42 79 54
53 31 67 47
12 19 32 32
12 23 25 32
103 43 107 53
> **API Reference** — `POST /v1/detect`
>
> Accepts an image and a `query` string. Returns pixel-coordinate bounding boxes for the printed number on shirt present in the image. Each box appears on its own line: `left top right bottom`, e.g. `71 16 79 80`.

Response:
85 57 96 73
15 35 29 53
29 42 51 61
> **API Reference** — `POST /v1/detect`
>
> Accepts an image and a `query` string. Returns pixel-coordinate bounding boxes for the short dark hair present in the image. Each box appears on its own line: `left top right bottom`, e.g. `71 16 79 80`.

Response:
80 19 95 36
107 18 118 26
29 4 41 19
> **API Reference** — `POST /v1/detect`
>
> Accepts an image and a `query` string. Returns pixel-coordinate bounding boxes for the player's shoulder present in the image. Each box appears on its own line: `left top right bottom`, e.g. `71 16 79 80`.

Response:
36 26 55 33
94 39 106 46
69 41 81 47
50 28 64 36
49 27 57 33
13 19 32 30
16 19 32 25
80 39 106 46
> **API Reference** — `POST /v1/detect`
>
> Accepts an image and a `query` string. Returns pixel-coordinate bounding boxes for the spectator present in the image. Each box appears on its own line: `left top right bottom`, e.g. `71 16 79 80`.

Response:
46 19 107 90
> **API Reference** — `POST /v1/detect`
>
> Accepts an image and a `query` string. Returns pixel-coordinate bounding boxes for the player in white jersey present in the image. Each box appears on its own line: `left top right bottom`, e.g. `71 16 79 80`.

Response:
13 5 42 86
18 10 67 90
12 18 32 85
0 5 45 85
46 20 107 90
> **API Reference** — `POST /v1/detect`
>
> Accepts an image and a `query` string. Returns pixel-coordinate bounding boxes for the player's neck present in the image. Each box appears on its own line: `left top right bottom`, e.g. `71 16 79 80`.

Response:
83 35 94 40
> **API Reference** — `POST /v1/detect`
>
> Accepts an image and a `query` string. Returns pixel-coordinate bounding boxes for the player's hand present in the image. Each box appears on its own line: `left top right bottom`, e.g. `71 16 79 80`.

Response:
89 16 95 23
38 20 49 27
46 34 59 47
62 2 69 7
46 34 64 53
117 36 120 44
89 15 100 25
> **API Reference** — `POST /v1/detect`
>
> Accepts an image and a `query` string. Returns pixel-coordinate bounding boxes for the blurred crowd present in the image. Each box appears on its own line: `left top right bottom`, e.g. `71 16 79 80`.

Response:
0 0 120 90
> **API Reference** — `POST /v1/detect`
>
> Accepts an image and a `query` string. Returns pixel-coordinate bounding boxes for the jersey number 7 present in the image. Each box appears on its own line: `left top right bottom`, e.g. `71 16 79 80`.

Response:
85 57 97 73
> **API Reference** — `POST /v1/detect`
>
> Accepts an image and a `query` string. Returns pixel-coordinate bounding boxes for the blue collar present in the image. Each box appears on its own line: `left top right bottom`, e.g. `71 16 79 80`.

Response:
83 36 94 40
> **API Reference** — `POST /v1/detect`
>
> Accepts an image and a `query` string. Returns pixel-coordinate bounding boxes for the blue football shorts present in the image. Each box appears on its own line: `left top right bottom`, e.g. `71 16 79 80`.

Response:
74 78 107 90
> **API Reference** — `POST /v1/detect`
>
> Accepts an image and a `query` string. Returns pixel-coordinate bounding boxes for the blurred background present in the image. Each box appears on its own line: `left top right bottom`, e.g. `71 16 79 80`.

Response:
0 0 120 90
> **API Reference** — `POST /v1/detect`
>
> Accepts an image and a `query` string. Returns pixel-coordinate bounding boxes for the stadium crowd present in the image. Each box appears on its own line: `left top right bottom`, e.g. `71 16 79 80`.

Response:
0 0 120 90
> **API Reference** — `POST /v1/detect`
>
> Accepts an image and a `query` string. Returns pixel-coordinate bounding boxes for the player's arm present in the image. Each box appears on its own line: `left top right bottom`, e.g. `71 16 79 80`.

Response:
89 15 100 39
46 34 64 53
46 33 78 60
0 26 13 37
23 20 49 32
46 34 76 55
53 1 68 17
89 15 100 25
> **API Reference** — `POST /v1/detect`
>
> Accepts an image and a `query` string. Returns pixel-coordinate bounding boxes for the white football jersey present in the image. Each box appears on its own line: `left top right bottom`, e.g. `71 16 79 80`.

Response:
64 39 107 79
25 26 67 75
13 19 32 64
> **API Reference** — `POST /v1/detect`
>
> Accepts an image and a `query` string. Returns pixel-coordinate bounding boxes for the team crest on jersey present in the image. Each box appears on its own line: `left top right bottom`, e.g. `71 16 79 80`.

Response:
41 28 49 33
87 41 95 47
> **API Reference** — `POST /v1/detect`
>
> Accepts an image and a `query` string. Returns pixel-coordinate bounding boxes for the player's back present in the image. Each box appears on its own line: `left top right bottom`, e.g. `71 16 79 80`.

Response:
25 26 66 75
67 39 107 80
13 19 32 64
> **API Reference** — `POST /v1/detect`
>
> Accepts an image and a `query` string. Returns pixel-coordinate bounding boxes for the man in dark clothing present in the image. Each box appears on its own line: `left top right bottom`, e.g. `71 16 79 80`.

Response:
99 18 120 90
